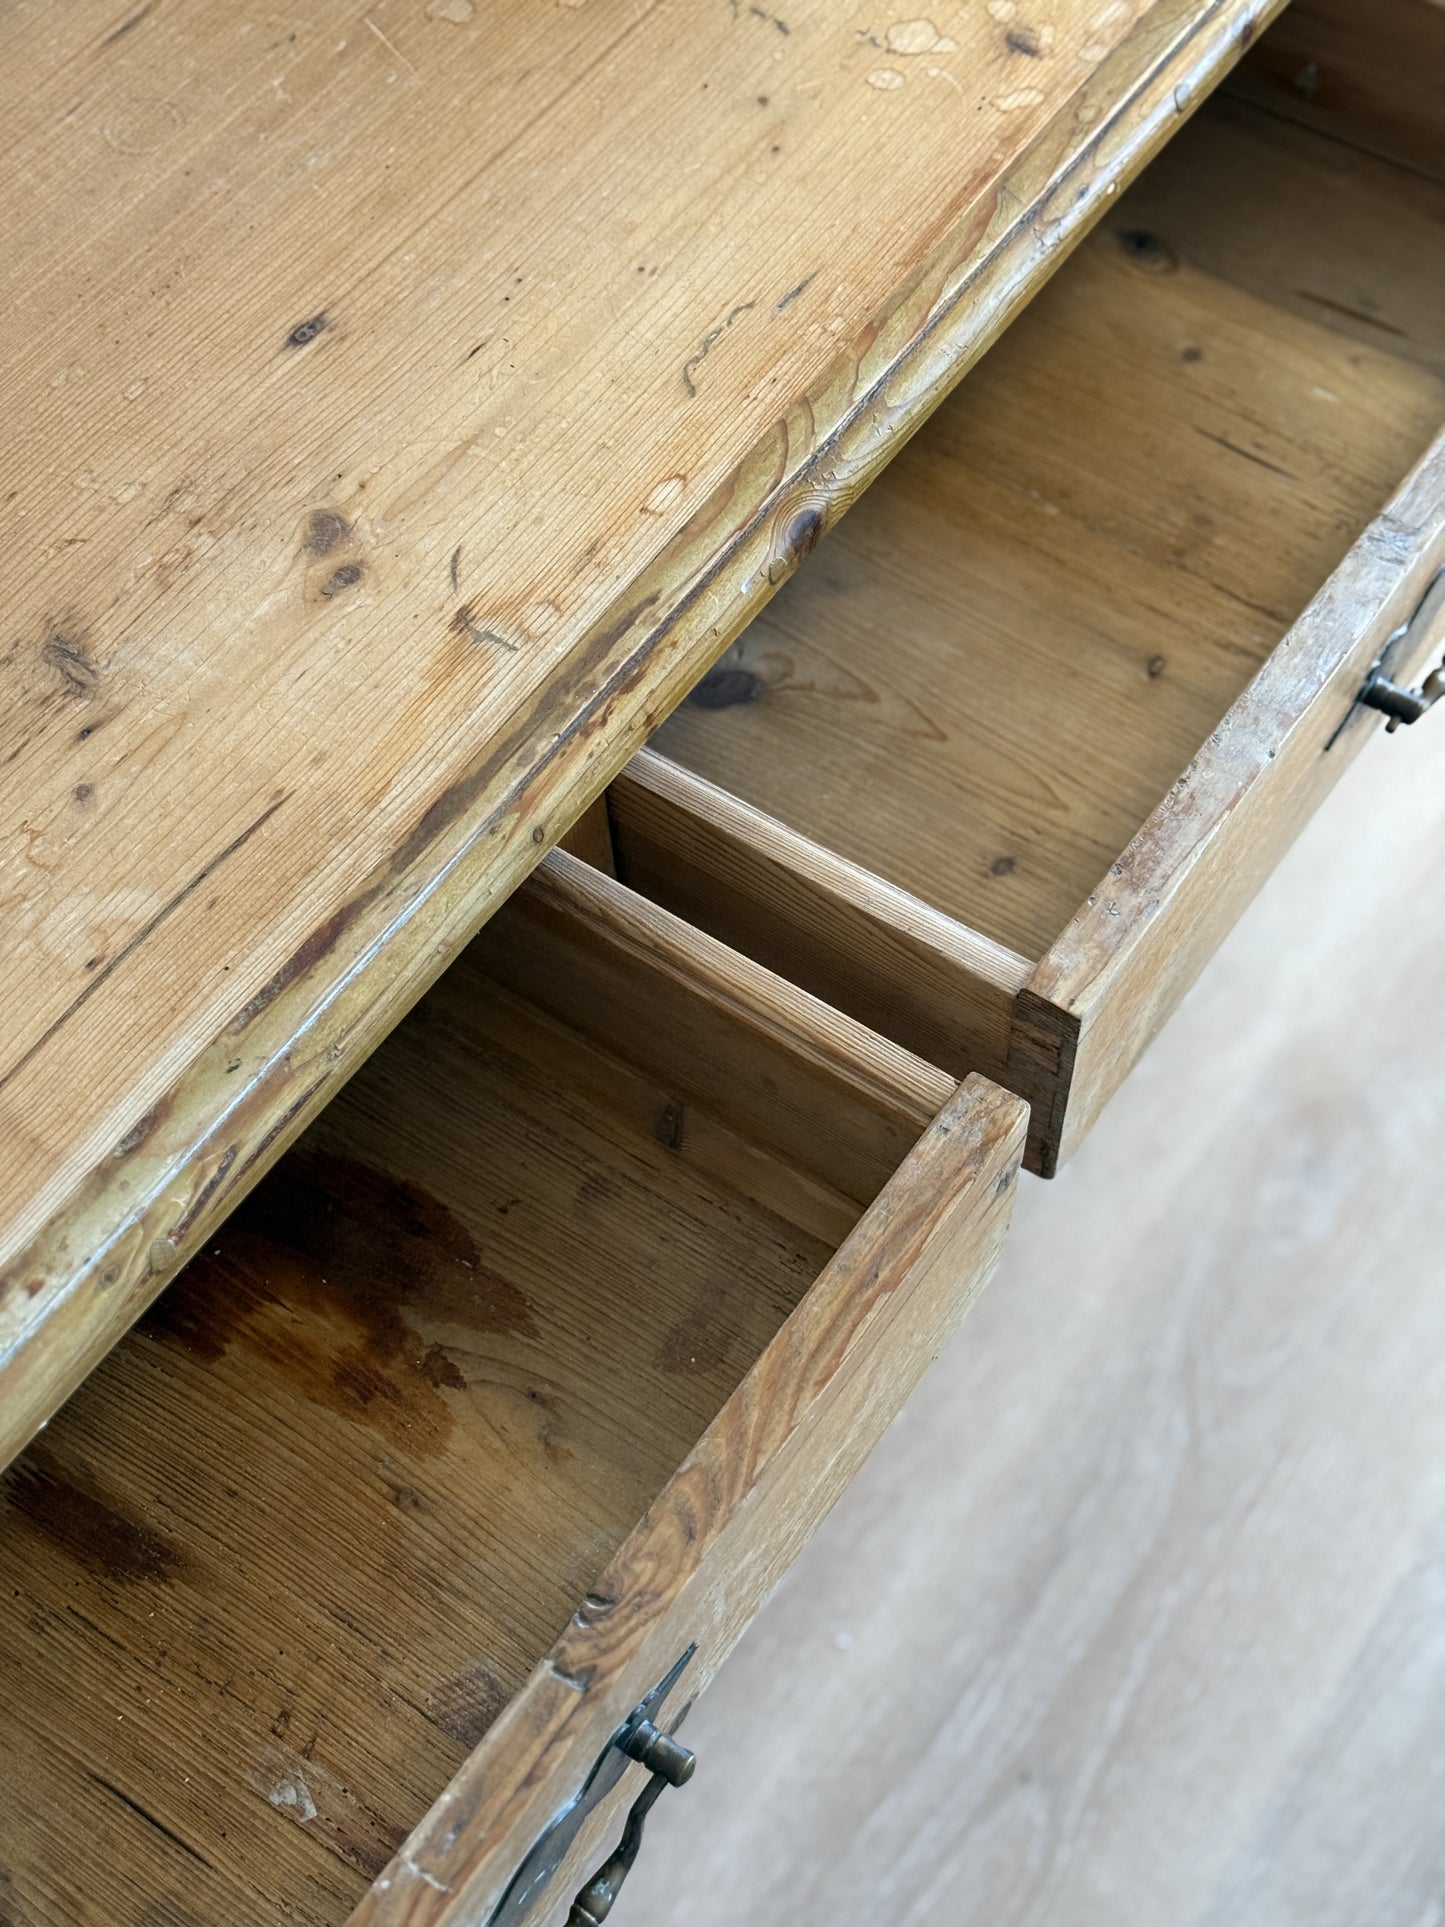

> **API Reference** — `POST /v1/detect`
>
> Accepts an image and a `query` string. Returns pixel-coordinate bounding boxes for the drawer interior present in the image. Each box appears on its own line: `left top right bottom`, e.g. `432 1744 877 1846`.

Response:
629 2 1444 969
0 856 953 1927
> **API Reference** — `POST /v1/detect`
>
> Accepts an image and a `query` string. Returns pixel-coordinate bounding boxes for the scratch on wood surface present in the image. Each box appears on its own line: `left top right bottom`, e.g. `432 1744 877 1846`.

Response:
94 1775 214 1866
99 3 156 49
1194 426 1296 482
730 0 790 28
41 633 99 696
776 272 817 312
452 602 520 651
363 14 420 78
545 1658 591 1693
683 302 756 397
0 795 289 1097
400 1851 449 1893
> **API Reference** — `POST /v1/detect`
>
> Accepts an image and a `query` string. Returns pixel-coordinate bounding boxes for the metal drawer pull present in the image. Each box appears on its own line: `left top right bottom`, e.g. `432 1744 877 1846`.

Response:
568 1724 695 1924
1360 663 1445 730
1358 566 1445 732
486 1648 695 1927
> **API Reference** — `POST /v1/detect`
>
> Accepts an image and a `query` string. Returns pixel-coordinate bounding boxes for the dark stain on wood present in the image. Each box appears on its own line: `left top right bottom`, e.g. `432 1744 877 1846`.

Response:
989 855 1016 876
1116 227 1178 274
42 634 98 696
73 781 95 804
655 1281 735 1376
653 1100 685 1152
682 301 757 397
304 509 352 555
2 1450 184 1585
0 1273 46 1312
160 574 669 1125
451 601 518 651
100 2 156 48
383 590 657 879
449 544 462 593
780 503 823 565
229 1074 330 1188
1148 654 1167 679
112 1103 166 1159
420 1344 467 1390
776 272 817 312
320 561 364 597
424 1662 512 1750
140 1149 533 1454
230 895 374 1035
284 314 328 349
168 1143 238 1244
689 666 764 709
1005 28 1043 57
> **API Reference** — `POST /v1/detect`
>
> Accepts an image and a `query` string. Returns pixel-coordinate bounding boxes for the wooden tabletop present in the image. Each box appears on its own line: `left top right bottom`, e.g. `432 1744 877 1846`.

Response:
0 0 1278 1462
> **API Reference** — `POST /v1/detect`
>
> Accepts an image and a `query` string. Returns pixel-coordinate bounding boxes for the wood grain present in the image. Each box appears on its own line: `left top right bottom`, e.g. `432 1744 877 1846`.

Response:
556 797 615 878
351 1073 1025 1927
1113 97 1445 376
0 857 1010 1926
485 851 955 1223
610 748 1032 1086
641 46 1445 1173
1224 0 1445 185
1028 429 1445 1169
0 0 1285 1469
619 641 1445 1927
653 207 1443 960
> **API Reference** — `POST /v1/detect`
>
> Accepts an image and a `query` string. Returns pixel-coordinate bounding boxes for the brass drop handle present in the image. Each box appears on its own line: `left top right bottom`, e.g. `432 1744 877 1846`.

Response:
567 1720 695 1924
1358 566 1445 732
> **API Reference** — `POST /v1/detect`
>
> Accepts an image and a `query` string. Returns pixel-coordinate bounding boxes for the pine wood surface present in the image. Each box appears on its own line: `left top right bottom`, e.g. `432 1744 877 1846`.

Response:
0 863 1017 1927
0 0 1286 1470
355 1069 1023 1927
0 891 827 1925
1120 95 1445 377
639 24 1445 1174
652 145 1444 960
610 746 1034 1088
1224 0 1445 186
621 592 1445 1927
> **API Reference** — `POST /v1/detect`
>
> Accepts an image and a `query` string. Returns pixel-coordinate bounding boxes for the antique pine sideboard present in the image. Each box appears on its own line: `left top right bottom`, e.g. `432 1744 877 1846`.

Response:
1 2 1441 1921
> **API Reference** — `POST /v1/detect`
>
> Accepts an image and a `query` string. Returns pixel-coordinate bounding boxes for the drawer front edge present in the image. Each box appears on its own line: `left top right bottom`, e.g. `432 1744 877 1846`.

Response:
1025 429 1445 1171
348 1075 1026 1927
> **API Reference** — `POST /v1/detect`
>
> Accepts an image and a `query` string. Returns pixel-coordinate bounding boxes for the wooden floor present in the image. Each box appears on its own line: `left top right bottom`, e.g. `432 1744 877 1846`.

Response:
624 720 1445 1922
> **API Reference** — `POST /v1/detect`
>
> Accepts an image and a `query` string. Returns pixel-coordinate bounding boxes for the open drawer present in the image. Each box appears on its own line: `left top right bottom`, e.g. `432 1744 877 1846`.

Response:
0 852 1023 1927
611 0 1445 1175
